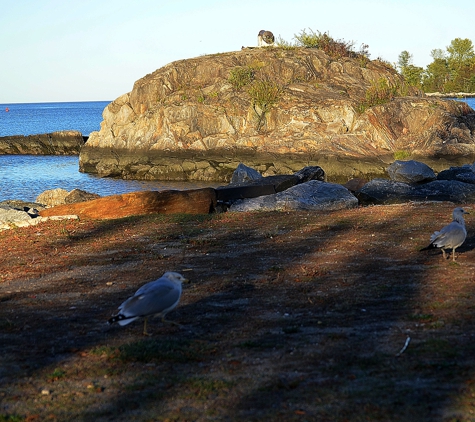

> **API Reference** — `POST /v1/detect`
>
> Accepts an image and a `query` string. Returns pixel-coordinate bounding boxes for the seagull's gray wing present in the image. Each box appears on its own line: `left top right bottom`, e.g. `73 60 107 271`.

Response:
119 283 181 319
430 221 467 249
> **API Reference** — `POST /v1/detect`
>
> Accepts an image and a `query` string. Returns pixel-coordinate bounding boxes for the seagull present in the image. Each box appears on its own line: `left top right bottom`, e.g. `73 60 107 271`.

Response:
420 207 469 261
108 272 188 335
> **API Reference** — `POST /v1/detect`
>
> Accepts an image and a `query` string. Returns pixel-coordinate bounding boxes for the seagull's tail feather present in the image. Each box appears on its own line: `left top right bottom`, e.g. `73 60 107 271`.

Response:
108 314 139 326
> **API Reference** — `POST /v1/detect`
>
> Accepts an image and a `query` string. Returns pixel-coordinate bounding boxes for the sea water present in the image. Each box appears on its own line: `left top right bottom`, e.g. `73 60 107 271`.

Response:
0 101 217 202
0 101 110 137
0 99 474 202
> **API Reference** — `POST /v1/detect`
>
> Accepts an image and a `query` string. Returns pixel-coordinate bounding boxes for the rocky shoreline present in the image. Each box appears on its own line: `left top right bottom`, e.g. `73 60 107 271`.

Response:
1 160 475 231
0 130 85 155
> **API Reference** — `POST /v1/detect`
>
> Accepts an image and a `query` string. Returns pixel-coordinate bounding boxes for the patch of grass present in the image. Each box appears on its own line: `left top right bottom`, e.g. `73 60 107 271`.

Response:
228 66 255 90
275 35 296 50
409 313 434 321
49 368 66 381
181 377 235 400
357 78 408 113
118 339 214 363
410 338 458 359
0 416 24 422
394 150 411 160
89 345 118 358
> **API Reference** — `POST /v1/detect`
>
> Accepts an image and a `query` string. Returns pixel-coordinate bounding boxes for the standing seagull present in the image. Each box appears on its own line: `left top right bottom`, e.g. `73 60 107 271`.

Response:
108 272 188 335
420 207 469 261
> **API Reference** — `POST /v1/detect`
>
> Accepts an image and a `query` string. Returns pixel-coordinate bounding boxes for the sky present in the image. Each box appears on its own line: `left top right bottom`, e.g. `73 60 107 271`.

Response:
1 0 474 104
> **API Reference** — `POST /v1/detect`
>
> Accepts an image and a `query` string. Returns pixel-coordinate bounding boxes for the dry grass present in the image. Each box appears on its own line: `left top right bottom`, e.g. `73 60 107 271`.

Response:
1 202 475 421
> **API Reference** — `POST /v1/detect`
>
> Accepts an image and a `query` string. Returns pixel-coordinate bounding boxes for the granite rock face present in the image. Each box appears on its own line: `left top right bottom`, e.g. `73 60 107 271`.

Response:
79 48 475 181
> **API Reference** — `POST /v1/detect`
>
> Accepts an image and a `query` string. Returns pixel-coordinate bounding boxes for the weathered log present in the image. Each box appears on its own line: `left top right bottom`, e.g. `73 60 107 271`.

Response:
39 188 216 220
215 175 299 201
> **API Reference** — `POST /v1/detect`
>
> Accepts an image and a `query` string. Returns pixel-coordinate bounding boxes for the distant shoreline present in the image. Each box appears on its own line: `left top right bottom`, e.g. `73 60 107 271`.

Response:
426 92 475 98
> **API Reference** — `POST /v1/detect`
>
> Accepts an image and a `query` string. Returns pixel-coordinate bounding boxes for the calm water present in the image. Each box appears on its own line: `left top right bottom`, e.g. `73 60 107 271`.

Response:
0 98 474 202
0 155 216 202
0 101 109 137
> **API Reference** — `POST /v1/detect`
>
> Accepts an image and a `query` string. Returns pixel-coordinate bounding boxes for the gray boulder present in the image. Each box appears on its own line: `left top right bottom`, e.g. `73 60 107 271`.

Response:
357 178 475 205
230 163 262 185
0 206 32 223
437 165 475 184
229 180 358 212
294 166 326 183
387 160 436 183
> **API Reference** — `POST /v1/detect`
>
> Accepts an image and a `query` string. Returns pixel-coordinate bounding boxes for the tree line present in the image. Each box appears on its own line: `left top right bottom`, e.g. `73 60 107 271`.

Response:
398 38 475 93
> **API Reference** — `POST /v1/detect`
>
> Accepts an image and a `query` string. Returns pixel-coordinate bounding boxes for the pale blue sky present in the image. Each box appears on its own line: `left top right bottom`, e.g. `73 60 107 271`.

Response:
1 0 474 103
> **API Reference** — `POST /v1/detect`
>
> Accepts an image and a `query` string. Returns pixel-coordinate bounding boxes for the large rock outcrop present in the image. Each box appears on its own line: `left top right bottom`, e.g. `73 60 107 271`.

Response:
79 48 475 181
0 131 84 155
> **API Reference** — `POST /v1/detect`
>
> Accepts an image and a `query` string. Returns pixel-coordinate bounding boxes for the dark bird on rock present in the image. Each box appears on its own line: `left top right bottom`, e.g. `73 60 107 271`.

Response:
108 271 188 335
420 207 469 261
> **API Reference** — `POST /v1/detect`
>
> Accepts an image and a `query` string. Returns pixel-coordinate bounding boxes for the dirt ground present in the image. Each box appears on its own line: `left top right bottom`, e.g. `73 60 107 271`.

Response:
1 201 475 422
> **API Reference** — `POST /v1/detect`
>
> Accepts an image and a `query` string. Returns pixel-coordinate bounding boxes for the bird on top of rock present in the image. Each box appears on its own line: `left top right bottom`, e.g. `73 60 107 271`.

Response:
108 271 188 335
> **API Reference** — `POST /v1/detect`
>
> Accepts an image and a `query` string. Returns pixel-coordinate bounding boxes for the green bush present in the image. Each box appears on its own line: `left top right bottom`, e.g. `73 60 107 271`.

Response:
228 66 255 90
356 78 404 113
294 28 356 60
248 79 281 111
248 79 282 131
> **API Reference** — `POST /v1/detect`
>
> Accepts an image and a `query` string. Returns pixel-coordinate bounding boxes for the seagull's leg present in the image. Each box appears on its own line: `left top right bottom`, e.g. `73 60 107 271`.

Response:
452 248 457 262
143 317 151 336
441 249 447 259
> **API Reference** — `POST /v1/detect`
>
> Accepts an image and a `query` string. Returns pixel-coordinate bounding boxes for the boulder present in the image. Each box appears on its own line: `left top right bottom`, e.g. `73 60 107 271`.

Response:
343 178 368 193
294 166 326 183
437 165 475 184
64 189 101 204
229 180 358 212
230 163 262 184
0 131 84 155
0 206 32 223
215 165 325 202
357 178 475 205
387 160 436 183
39 188 217 220
36 188 70 207
36 188 100 207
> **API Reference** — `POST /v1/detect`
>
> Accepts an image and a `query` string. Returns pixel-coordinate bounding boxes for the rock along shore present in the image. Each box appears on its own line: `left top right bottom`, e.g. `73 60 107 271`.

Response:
0 131 85 155
1 160 475 230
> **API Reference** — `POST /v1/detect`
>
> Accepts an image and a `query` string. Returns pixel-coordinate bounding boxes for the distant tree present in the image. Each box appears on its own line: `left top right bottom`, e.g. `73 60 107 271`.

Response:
422 58 449 92
397 51 412 71
446 38 475 69
397 51 423 88
430 48 446 60
404 65 424 88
